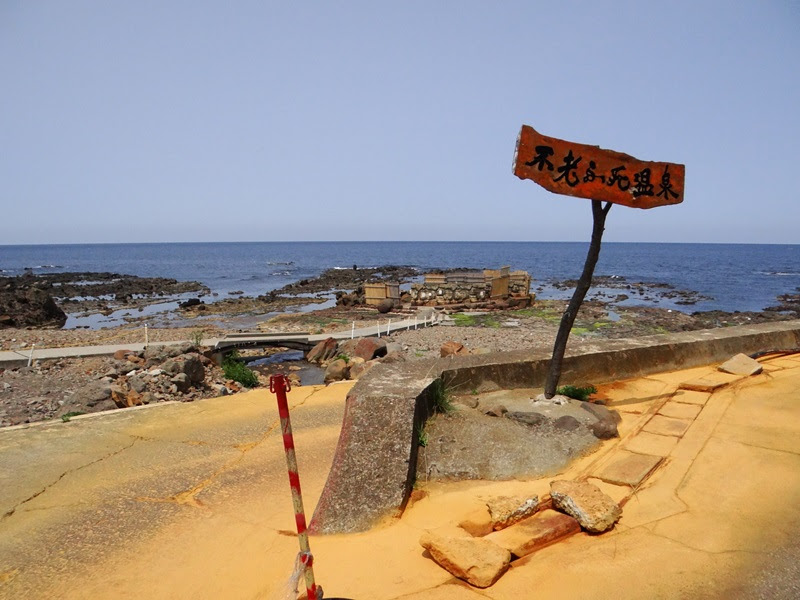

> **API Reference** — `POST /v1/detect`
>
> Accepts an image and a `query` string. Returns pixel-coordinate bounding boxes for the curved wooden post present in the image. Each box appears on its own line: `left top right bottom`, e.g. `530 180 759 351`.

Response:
544 200 612 398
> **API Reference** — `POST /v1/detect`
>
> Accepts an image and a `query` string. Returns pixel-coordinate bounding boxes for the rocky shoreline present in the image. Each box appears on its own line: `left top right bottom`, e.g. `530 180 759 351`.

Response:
1 267 798 428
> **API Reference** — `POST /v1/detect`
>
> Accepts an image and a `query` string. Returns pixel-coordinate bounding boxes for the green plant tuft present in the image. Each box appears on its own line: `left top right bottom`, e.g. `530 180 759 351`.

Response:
336 353 350 363
430 379 455 413
61 411 85 422
188 329 205 347
222 353 259 388
556 384 597 402
417 425 428 447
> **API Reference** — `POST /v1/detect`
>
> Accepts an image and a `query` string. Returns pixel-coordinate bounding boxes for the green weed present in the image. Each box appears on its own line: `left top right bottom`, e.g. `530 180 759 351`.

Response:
556 384 597 402
222 352 259 388
61 411 85 423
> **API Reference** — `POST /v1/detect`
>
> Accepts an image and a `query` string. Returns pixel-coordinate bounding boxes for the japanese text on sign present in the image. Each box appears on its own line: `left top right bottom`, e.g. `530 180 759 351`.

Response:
513 125 685 209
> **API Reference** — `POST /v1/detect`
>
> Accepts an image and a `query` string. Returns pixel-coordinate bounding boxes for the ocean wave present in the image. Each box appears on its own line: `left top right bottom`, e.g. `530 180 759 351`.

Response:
24 264 64 270
271 271 292 276
756 271 800 276
267 261 294 266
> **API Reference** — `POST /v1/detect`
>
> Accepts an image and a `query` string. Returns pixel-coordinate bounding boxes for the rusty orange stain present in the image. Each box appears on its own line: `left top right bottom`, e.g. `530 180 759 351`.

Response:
513 125 685 209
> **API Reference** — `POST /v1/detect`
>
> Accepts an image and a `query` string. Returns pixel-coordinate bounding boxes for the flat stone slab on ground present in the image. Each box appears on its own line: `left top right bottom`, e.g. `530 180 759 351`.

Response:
419 532 510 588
718 353 763 376
486 495 539 531
486 509 580 558
670 389 711 406
624 431 680 457
643 415 692 437
594 451 663 487
679 374 740 393
658 401 702 420
585 477 632 505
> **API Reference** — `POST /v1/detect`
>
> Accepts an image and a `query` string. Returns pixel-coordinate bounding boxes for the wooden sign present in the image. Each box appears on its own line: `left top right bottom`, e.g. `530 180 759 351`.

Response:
513 125 685 209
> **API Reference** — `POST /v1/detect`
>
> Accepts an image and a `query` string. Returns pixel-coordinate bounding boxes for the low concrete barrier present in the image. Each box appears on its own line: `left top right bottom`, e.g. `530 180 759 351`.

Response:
309 320 800 534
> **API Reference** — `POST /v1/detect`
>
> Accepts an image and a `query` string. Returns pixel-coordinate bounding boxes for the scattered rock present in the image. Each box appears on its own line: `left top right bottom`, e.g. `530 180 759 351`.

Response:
440 341 467 358
506 411 547 427
376 298 394 314
349 360 376 380
419 532 510 588
324 358 350 384
339 337 387 361
306 338 338 364
484 405 507 418
486 495 540 531
455 396 479 409
718 353 763 376
553 415 581 432
550 479 621 533
171 373 191 393
581 402 620 439
459 506 493 537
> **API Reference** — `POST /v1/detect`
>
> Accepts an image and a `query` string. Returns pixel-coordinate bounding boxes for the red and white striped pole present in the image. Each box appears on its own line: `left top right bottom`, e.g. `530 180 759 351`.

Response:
270 374 321 600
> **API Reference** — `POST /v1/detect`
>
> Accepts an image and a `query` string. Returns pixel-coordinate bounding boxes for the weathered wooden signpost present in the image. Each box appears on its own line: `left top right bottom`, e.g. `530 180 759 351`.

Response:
513 125 685 398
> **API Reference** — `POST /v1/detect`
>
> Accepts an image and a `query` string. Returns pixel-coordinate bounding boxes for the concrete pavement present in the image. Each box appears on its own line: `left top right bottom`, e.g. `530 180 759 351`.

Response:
1 353 799 599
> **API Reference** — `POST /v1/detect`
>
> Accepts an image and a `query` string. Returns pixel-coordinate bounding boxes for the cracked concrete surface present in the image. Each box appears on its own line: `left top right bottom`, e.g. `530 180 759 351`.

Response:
1 357 799 599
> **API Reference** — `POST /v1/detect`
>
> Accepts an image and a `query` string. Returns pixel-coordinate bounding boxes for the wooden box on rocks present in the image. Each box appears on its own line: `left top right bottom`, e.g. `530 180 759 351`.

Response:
364 283 400 306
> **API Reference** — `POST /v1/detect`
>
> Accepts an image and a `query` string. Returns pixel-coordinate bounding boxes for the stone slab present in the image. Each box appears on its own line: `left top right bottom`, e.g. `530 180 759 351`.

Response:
679 374 739 393
486 509 580 558
658 401 702 420
624 431 680 457
643 415 692 437
585 477 632 505
718 353 763 376
593 451 663 487
670 389 711 406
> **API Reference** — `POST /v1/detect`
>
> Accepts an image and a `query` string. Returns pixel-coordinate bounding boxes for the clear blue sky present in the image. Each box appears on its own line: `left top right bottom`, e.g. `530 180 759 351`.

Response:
1 1 798 244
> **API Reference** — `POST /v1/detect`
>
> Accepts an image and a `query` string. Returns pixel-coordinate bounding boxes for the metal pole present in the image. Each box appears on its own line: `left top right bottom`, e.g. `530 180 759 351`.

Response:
414 316 417 330
269 374 319 600
145 324 149 348
351 322 355 339
377 321 380 338
27 343 35 367
387 319 391 335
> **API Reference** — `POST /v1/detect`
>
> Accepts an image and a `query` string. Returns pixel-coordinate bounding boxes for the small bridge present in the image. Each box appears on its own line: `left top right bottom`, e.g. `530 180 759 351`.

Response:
212 312 441 354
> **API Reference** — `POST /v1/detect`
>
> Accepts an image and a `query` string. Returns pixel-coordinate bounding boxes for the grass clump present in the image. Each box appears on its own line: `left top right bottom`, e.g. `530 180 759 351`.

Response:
556 384 597 402
222 351 259 388
188 329 205 347
61 411 85 423
430 379 455 414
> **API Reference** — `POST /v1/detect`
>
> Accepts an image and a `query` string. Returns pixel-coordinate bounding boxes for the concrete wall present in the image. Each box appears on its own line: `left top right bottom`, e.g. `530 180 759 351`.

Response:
309 320 800 534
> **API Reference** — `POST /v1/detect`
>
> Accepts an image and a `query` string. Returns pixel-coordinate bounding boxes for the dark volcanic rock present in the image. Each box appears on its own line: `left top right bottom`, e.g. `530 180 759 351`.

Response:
0 279 67 329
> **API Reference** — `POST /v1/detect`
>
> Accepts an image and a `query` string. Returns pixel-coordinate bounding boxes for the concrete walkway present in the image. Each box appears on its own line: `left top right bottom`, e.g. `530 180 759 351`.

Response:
1 354 799 599
0 314 440 367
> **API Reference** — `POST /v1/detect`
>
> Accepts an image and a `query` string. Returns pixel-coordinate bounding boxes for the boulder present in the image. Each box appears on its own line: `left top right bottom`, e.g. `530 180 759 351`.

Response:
339 337 387 361
144 343 196 366
553 415 581 432
419 533 510 588
486 495 540 531
484 405 507 418
718 353 763 376
581 402 620 439
64 381 114 411
349 360 376 380
113 349 134 361
128 375 147 394
385 342 403 355
161 354 205 385
377 298 394 314
306 338 338 364
550 480 621 533
171 373 191 393
0 283 67 329
440 341 466 358
506 411 547 427
324 359 350 383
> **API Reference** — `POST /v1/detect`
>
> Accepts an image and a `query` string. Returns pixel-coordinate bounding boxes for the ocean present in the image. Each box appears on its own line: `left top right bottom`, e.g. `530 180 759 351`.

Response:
1 242 799 315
